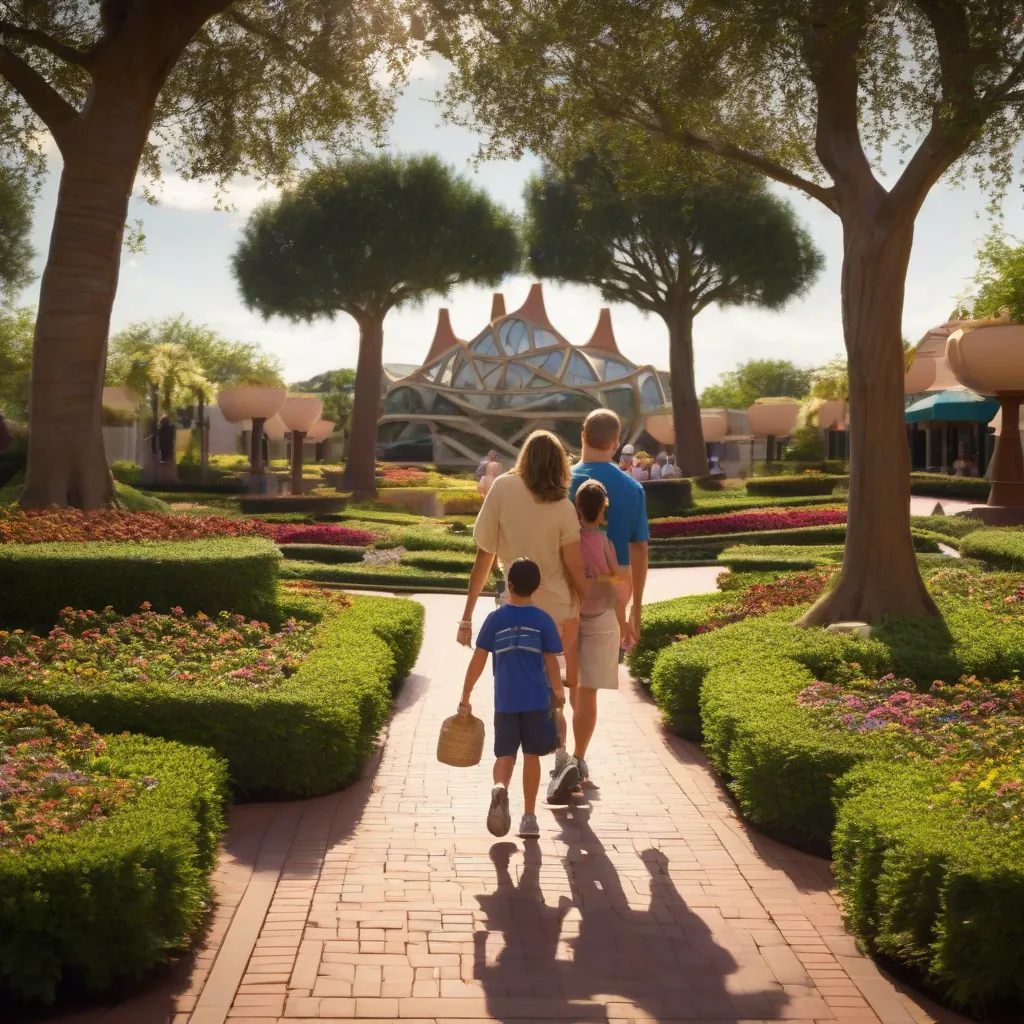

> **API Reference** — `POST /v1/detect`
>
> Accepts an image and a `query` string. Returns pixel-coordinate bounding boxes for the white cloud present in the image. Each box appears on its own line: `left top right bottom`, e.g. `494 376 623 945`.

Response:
139 175 280 215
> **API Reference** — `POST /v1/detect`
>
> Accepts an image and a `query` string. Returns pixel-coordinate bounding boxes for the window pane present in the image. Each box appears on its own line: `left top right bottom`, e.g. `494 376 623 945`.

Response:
523 351 565 375
499 318 530 355
564 352 597 386
602 386 636 419
601 359 631 381
505 363 531 389
533 328 560 349
639 372 663 410
384 387 424 415
470 330 499 356
453 361 477 389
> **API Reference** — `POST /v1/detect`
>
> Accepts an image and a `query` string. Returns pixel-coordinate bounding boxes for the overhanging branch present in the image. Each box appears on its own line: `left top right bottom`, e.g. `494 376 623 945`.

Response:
0 21 91 66
0 44 78 146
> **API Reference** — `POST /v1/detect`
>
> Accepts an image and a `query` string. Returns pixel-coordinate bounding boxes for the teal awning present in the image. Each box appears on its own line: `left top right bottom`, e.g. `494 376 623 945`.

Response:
905 389 998 424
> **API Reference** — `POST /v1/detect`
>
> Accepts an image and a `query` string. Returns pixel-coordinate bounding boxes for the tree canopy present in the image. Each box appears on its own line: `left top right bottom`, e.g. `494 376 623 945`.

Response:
233 153 521 491
440 0 1024 625
524 149 820 474
0 166 34 301
700 359 815 410
123 342 213 418
955 232 1024 322
106 317 283 390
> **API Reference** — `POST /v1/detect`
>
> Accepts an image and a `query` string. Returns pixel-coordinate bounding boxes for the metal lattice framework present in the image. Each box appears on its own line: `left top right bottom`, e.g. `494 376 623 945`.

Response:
378 284 668 463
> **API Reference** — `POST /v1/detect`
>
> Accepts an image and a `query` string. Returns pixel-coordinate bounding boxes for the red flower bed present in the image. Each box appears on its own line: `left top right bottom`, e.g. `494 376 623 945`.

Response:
650 506 846 539
263 523 375 547
698 568 837 633
0 508 266 545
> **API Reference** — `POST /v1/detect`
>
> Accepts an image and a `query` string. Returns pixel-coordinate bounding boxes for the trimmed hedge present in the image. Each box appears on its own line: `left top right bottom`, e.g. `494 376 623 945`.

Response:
0 596 424 798
909 514 985 543
687 492 842 515
0 538 281 629
280 560 478 591
641 478 693 517
959 528 1024 570
0 733 228 1004
745 475 839 497
646 597 1024 1010
279 543 367 564
626 593 722 680
910 472 990 501
401 549 477 572
717 544 845 570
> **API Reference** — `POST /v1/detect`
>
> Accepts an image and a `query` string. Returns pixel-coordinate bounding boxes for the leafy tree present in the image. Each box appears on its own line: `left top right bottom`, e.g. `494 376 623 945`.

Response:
291 368 356 438
955 232 1024 321
0 306 34 420
233 154 521 493
0 166 35 301
0 3 421 509
442 1 1024 625
700 359 815 411
525 153 821 477
124 343 213 418
107 317 283 390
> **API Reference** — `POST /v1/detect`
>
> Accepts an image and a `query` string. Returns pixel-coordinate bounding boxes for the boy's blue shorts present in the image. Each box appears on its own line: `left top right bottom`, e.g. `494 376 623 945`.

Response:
494 709 558 758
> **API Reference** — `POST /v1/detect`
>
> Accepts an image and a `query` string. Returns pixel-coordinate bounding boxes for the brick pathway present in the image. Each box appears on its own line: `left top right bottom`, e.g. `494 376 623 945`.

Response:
42 572 964 1024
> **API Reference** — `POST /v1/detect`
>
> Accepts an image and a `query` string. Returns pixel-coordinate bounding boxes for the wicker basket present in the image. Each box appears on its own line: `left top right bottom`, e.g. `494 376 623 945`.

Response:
437 712 485 767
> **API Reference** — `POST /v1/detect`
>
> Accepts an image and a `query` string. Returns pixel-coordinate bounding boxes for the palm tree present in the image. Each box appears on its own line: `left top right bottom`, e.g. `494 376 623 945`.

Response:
125 344 213 471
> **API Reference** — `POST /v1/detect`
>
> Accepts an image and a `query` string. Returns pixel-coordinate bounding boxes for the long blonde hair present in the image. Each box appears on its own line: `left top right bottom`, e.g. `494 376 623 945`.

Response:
513 430 570 503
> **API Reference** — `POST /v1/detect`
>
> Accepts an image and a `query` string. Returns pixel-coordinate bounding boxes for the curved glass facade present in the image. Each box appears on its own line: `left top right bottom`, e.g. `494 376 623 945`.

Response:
379 295 667 463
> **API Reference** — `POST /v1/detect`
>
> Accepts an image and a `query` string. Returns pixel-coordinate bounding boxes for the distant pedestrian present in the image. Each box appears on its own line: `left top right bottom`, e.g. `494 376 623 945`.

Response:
477 450 503 496
618 443 635 473
458 558 567 839
660 455 677 479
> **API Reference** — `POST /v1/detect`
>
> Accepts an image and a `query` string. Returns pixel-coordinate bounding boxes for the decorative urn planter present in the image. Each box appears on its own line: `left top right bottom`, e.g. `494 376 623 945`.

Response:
747 400 799 461
279 396 325 495
904 355 937 394
263 414 287 441
700 409 729 444
306 419 336 443
812 400 847 431
644 412 675 446
947 325 1024 520
216 386 286 477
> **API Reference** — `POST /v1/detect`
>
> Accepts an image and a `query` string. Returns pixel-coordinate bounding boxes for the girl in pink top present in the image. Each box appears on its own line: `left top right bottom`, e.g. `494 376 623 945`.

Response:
575 481 630 635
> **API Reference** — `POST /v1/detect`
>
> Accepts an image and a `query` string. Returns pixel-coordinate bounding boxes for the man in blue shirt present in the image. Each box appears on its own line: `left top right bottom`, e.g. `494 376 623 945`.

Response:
459 558 568 839
567 409 649 785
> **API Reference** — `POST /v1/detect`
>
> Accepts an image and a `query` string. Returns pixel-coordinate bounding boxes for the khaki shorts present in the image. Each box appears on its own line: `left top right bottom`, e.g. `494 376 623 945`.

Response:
578 608 621 690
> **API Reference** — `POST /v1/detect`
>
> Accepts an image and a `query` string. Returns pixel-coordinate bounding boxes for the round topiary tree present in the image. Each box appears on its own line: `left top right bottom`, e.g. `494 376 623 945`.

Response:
232 154 522 494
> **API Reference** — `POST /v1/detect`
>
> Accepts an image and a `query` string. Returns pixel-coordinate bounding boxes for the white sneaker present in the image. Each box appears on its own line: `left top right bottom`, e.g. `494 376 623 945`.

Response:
546 750 579 804
517 813 540 838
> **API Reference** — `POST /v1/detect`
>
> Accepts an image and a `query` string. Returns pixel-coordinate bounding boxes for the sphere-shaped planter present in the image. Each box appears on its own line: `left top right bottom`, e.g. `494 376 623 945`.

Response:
747 401 799 437
215 386 286 424
263 414 287 441
947 324 1024 520
280 395 324 434
306 419 336 443
813 400 847 431
700 409 728 444
904 356 937 394
644 413 675 445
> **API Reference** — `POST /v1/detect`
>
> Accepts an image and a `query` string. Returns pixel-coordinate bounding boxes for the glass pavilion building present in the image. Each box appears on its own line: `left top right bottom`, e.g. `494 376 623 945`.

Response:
378 284 669 464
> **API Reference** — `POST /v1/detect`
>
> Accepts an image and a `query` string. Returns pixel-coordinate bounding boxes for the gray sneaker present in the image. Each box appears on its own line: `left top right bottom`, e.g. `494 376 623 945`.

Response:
576 757 590 786
547 751 579 804
517 813 540 838
487 784 511 837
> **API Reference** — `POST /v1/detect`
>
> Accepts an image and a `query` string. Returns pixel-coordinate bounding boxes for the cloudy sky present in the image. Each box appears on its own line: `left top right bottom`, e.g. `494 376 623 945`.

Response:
17 56 1024 392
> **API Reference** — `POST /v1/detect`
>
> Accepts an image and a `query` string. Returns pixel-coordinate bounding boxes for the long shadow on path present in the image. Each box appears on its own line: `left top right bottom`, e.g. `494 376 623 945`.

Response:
473 804 788 1021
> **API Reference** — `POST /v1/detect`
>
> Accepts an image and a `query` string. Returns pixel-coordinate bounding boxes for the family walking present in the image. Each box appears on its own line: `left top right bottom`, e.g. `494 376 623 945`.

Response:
456 409 650 838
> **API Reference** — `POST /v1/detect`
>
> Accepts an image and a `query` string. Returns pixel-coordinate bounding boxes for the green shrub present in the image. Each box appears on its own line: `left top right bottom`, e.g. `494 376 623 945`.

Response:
279 560 478 591
746 475 838 497
626 593 721 680
717 544 845 570
781 425 826 462
401 549 477 571
645 594 1024 1009
0 733 228 1004
909 514 986 543
381 524 478 553
910 473 990 501
279 543 367 564
752 460 848 476
687 491 842 514
0 538 281 629
110 460 141 485
0 596 423 799
641 478 693 517
959 528 1024 570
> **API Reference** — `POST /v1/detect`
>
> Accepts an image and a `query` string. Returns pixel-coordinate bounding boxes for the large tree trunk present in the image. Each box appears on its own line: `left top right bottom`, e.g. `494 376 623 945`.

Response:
799 214 938 626
663 305 708 478
343 314 384 495
21 94 153 509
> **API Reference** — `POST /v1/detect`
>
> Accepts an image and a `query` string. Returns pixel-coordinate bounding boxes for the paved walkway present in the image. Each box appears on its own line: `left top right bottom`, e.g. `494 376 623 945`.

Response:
41 569 964 1024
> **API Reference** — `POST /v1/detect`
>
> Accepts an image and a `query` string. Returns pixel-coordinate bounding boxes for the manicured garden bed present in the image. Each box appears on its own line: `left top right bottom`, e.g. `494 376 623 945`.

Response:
745 475 840 497
959 527 1024 570
0 701 228 1004
635 565 1024 1011
650 506 847 539
910 472 989 501
0 591 424 798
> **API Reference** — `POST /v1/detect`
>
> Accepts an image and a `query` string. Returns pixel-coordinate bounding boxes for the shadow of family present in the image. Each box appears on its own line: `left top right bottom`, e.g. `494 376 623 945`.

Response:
472 803 788 1022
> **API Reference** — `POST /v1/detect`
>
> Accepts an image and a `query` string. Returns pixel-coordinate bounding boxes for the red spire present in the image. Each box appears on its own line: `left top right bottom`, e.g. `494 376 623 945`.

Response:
511 283 555 330
583 308 622 355
490 293 506 321
424 308 460 364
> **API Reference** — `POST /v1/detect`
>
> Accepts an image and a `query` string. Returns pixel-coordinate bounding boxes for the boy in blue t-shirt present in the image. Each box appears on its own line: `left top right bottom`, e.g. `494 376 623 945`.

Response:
458 557 566 839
